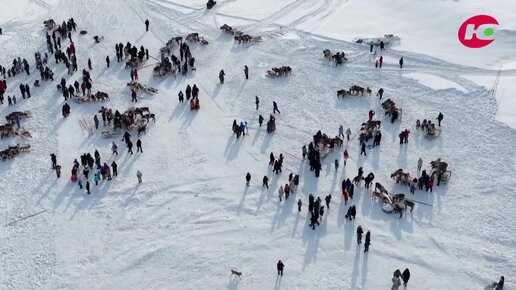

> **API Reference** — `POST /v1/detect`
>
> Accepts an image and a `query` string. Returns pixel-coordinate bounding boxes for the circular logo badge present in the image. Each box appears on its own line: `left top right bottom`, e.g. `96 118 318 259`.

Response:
458 15 499 48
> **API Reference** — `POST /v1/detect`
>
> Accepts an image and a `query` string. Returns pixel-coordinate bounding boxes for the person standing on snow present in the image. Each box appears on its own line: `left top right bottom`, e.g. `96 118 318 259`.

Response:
255 96 259 110
86 181 91 194
244 65 249 79
112 141 118 155
302 145 307 159
297 199 302 211
131 88 137 102
277 260 284 276
88 58 92 70
94 115 99 129
437 112 443 126
245 172 251 186
136 138 143 153
377 88 384 99
417 157 423 172
380 41 385 51
219 69 225 84
325 194 332 209
273 101 280 114
278 185 284 201
50 153 57 169
338 125 344 138
391 271 402 290
364 230 371 252
379 56 384 68
127 140 133 154
258 114 264 127
178 91 184 103
55 165 61 178
360 142 367 156
399 57 404 69
145 19 150 31
368 110 375 121
346 128 351 141
262 175 269 189
357 225 364 244
402 268 410 286
136 170 143 183
495 276 504 290
111 161 118 177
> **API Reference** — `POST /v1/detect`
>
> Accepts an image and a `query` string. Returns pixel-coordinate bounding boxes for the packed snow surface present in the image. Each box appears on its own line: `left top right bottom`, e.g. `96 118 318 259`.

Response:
0 0 515 289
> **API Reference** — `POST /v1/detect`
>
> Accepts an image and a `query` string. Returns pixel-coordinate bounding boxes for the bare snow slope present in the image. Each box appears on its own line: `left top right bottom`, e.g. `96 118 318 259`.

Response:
0 0 515 289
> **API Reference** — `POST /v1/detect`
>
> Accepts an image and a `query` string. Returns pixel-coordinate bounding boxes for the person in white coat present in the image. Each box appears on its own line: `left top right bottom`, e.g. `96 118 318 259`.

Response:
136 170 142 183
278 185 284 201
417 157 423 172
391 272 402 290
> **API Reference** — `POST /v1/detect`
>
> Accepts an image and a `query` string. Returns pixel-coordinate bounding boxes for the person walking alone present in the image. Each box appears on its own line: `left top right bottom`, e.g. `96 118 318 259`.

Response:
273 101 280 114
255 96 259 110
437 112 443 126
145 19 150 31
399 57 404 69
136 170 143 183
244 65 249 79
245 172 251 186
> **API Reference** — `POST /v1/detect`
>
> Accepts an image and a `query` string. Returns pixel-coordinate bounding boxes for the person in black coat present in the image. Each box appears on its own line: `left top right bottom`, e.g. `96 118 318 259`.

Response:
50 153 57 169
269 152 275 166
111 161 118 177
185 84 191 100
276 260 284 276
145 19 149 31
364 230 371 252
360 142 366 156
136 139 142 153
127 140 133 154
437 112 443 126
357 225 363 244
86 181 91 194
325 194 331 208
262 176 269 189
245 172 251 186
402 268 410 286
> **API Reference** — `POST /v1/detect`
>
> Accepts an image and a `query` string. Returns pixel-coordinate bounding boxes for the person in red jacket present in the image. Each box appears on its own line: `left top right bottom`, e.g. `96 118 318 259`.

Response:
81 82 86 96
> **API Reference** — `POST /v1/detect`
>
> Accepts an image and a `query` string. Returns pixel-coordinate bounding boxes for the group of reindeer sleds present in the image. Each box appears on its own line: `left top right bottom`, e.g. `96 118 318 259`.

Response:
266 66 292 78
337 85 372 98
101 106 155 138
373 158 451 217
1 112 32 140
312 130 343 159
0 112 32 161
219 24 262 44
71 91 110 104
323 49 348 65
416 118 441 138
